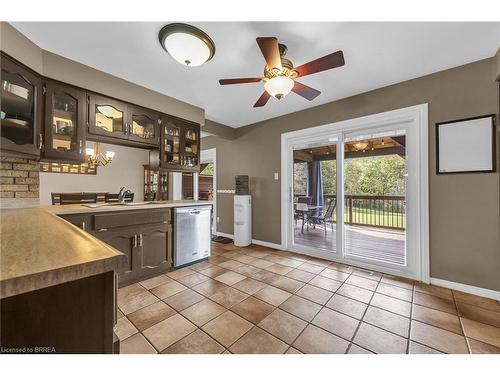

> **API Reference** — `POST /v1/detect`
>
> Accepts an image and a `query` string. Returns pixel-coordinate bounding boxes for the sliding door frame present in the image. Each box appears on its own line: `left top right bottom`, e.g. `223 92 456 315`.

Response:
281 104 429 282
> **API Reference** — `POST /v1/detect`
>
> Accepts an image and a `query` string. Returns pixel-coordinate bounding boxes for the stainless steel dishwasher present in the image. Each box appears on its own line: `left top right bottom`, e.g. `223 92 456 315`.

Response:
173 205 212 267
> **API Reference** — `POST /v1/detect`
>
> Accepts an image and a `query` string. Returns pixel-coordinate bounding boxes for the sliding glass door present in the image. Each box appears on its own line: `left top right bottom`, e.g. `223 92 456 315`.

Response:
284 105 427 281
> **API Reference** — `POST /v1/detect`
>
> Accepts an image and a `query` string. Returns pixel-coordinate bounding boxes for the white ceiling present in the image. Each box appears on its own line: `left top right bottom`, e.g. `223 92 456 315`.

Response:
11 22 500 128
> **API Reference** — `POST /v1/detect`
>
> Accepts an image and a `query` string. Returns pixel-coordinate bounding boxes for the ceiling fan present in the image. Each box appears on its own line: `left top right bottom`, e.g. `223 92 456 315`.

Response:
219 37 345 107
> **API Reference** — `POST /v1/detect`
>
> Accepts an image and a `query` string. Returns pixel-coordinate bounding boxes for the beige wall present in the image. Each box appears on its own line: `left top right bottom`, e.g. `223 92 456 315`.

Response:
202 57 500 291
0 22 204 125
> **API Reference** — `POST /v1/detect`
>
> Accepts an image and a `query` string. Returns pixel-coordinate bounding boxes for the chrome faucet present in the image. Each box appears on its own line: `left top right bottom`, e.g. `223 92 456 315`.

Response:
117 187 131 203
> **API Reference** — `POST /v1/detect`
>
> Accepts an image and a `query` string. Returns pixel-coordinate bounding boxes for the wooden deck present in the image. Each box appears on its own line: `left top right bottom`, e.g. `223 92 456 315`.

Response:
294 223 406 265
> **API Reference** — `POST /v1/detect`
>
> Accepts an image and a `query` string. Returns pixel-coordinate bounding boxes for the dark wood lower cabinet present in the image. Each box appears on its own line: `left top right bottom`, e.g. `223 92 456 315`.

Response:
0 271 116 354
137 223 172 279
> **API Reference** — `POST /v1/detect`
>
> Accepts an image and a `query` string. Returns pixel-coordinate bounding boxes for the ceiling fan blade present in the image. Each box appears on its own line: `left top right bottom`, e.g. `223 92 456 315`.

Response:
253 91 271 107
219 78 262 85
292 81 321 101
294 50 345 77
256 37 282 71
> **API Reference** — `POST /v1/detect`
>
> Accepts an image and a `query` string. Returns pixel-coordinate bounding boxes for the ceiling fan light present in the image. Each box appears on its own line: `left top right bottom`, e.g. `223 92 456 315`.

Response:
264 76 294 99
159 23 215 67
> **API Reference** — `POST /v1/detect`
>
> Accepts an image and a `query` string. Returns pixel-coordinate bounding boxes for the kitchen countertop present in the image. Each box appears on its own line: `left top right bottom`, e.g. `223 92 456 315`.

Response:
0 200 212 299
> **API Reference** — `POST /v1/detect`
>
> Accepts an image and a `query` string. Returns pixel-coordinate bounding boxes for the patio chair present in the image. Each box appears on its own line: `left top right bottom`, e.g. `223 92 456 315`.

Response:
308 198 337 236
295 202 310 233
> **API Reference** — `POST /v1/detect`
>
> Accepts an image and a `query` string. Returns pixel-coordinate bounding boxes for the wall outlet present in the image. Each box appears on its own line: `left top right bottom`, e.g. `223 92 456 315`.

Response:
274 172 279 181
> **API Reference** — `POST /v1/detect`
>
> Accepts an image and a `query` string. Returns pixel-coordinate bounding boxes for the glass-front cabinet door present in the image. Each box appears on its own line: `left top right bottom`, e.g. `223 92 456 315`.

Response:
160 117 181 168
129 106 159 145
88 94 128 140
43 80 86 162
0 54 42 157
181 122 200 171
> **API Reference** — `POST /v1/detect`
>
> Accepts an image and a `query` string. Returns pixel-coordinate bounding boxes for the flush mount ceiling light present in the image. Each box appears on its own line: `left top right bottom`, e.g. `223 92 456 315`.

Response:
159 23 215 67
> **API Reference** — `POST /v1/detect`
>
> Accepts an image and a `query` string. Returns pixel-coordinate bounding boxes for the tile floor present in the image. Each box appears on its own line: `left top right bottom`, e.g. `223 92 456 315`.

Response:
115 242 500 354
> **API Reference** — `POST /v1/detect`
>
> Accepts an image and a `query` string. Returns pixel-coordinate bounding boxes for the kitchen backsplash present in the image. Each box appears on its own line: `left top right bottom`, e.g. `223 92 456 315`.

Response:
0 156 40 208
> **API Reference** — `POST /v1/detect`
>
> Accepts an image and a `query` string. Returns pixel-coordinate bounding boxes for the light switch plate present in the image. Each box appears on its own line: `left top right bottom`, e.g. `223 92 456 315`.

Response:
274 172 279 180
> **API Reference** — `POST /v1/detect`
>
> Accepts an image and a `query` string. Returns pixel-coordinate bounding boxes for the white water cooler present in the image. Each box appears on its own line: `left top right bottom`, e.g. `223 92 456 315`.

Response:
234 195 252 247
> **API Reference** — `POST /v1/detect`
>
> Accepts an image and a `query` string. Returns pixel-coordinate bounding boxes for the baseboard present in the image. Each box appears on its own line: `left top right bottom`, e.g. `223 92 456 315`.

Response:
430 278 500 301
215 232 283 251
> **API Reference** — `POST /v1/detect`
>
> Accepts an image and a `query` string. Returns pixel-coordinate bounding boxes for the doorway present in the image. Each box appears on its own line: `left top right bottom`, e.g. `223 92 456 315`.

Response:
281 105 429 281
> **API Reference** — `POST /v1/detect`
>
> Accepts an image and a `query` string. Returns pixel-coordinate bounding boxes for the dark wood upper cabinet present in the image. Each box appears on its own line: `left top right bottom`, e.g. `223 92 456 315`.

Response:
128 105 160 145
42 80 86 162
0 53 42 158
87 93 129 141
158 115 200 172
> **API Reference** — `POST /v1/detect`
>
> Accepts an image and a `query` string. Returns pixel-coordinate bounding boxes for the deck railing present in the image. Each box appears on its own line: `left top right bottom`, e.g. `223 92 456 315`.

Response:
296 194 406 230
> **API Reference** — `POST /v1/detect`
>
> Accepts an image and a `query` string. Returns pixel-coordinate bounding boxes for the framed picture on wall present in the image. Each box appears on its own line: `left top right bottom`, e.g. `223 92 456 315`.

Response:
436 114 496 174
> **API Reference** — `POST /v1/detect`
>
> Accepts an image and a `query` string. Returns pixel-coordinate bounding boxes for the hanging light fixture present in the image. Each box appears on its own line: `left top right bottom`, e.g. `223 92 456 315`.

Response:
264 76 295 100
158 23 216 67
85 142 114 168
352 140 370 151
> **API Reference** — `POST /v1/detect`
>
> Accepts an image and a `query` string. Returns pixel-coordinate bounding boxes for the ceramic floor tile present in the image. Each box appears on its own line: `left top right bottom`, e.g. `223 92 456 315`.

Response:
233 264 262 278
347 344 374 354
180 298 226 326
253 285 292 306
230 296 275 324
275 258 304 268
139 275 171 290
309 275 342 293
214 271 247 286
337 283 374 304
251 270 281 284
413 291 457 315
258 309 308 344
266 263 293 275
119 290 160 315
202 311 253 347
199 265 227 278
188 260 212 271
408 341 442 354
293 324 349 354
351 268 382 282
143 313 196 352
233 255 255 264
150 281 187 300
164 289 205 312
312 307 359 340
411 304 462 334
467 338 500 354
353 322 407 354
370 293 411 317
297 262 325 274
117 283 146 305
307 258 332 267
120 333 157 354
414 283 453 300
453 291 500 312
457 302 500 328
209 287 249 309
327 262 352 274
345 274 378 291
248 258 275 269
280 295 322 322
326 294 368 320
176 272 210 288
376 282 413 302
461 318 500 348
192 279 229 297
286 268 316 283
295 284 333 305
115 317 138 341
363 306 410 337
232 278 267 295
218 260 245 271
410 320 468 353
127 301 176 331
229 326 288 354
161 329 225 354
380 275 414 290
166 267 195 280
271 276 305 293
285 347 303 354
319 268 350 282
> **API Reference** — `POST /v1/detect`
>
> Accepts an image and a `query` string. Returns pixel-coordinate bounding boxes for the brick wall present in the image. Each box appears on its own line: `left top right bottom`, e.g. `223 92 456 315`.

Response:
0 156 39 199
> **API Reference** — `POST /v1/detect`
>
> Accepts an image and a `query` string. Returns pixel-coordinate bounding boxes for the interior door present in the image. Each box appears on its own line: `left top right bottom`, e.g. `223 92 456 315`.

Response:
138 223 171 278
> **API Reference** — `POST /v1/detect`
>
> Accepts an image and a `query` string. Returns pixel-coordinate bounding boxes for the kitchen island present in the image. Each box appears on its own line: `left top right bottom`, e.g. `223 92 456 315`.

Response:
0 200 212 354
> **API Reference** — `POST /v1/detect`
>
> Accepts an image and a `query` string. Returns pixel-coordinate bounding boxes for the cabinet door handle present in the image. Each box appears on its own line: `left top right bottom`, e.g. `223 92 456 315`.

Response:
138 234 143 247
39 134 43 150
82 221 86 231
133 234 137 248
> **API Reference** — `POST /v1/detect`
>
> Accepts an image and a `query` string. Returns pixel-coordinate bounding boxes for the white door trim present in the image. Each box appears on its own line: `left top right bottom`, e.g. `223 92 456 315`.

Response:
281 104 429 282
201 148 217 234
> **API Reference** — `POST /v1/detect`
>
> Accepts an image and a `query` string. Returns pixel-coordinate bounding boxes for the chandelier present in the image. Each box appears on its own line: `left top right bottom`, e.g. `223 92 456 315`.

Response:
85 143 114 168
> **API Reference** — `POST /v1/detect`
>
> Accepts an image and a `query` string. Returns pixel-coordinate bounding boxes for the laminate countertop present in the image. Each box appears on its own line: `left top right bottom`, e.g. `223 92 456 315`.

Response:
0 200 212 299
